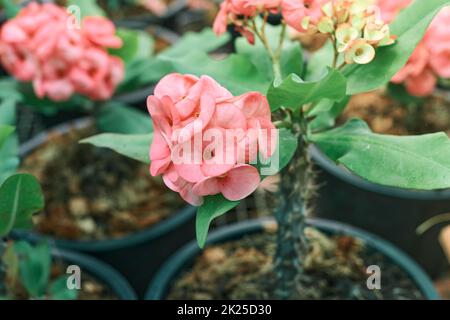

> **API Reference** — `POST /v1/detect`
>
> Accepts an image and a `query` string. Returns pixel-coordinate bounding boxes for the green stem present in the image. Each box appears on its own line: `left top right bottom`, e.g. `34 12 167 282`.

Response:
272 58 282 83
250 19 285 83
273 111 314 299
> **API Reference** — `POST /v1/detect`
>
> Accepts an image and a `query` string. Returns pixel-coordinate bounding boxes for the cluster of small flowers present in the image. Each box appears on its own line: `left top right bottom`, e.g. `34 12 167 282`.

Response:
315 0 395 64
213 0 394 65
0 2 124 102
377 0 450 97
148 73 276 206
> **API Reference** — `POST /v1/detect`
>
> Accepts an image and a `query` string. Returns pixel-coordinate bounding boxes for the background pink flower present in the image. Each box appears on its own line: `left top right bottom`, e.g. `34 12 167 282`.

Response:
281 0 325 33
0 2 124 102
376 0 412 23
213 0 282 43
377 0 450 96
148 73 276 206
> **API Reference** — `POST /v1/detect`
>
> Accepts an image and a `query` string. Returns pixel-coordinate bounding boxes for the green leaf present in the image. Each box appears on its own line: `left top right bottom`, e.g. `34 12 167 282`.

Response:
267 68 347 112
110 28 154 63
139 28 230 84
236 22 303 81
97 102 153 134
0 0 20 18
0 173 44 236
162 28 230 59
305 40 334 81
160 51 270 95
49 276 78 300
0 124 14 148
14 241 51 298
80 133 153 164
307 96 350 132
311 119 450 190
343 0 450 95
0 99 19 185
67 0 106 18
258 128 298 177
196 195 239 248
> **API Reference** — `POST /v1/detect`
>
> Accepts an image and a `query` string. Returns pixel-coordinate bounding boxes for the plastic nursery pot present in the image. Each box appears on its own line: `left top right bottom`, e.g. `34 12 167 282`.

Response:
309 145 450 279
145 218 440 300
14 118 197 299
52 246 137 300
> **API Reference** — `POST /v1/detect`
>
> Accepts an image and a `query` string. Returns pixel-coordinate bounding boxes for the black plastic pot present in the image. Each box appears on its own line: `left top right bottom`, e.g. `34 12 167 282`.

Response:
14 118 197 298
145 218 440 300
52 246 137 299
310 145 450 279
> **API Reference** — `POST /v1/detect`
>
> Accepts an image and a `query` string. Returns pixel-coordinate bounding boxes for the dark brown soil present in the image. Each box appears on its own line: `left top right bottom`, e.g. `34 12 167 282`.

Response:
340 90 450 136
168 225 425 300
21 125 184 241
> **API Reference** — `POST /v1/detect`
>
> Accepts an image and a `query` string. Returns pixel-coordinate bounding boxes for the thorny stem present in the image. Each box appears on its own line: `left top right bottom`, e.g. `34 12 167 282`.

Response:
273 109 315 299
251 17 316 299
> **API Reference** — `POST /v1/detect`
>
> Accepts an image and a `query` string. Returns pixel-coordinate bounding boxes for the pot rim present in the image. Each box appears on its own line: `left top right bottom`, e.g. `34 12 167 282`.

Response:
309 145 450 200
145 217 440 300
53 246 137 300
15 117 196 252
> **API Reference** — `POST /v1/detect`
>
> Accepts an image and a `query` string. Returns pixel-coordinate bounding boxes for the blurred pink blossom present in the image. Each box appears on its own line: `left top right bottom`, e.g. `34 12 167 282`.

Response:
377 0 450 96
0 2 124 102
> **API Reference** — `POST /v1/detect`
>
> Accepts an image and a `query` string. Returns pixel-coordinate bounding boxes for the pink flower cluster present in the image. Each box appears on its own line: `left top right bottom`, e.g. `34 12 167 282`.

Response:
0 2 124 102
213 0 325 43
377 0 450 96
148 73 276 206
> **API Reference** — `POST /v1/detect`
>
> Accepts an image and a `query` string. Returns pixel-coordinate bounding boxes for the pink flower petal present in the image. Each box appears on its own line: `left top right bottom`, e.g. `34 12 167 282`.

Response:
154 73 198 102
219 164 260 201
192 177 221 197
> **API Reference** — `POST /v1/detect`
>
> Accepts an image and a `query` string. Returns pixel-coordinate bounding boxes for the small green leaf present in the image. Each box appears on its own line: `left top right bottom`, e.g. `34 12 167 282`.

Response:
0 0 20 18
0 125 14 148
0 173 44 237
311 119 450 190
49 276 78 300
97 102 153 134
0 100 19 185
305 40 334 81
343 0 450 95
258 128 298 177
236 22 303 81
267 68 347 112
80 133 153 164
307 96 350 132
14 241 51 298
110 28 154 63
196 195 239 248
